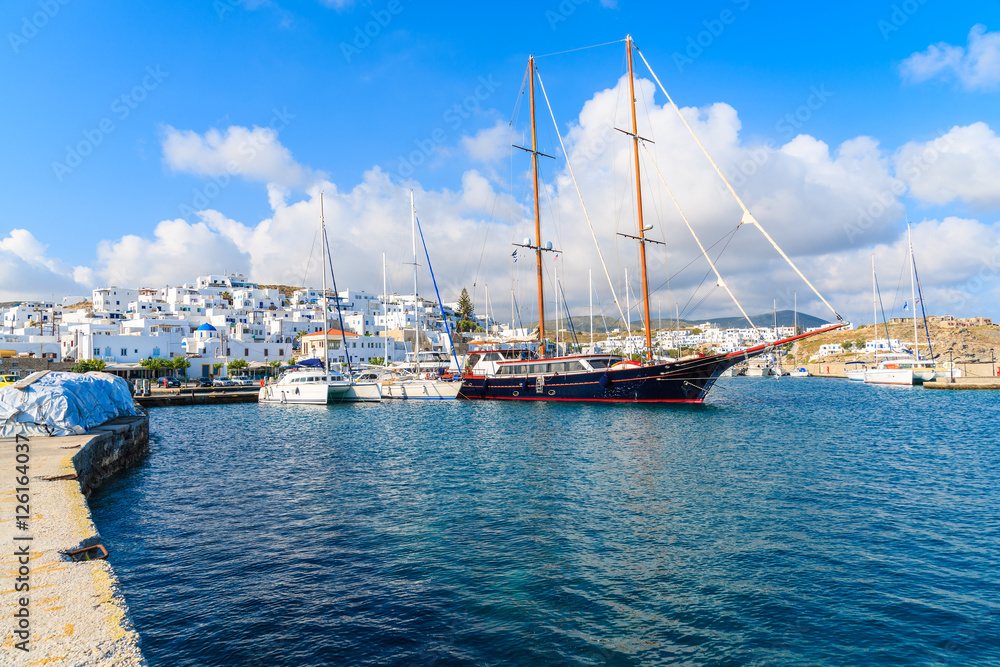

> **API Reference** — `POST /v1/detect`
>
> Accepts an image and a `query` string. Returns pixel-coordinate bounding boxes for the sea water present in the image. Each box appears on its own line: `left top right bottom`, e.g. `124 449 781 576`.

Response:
89 379 1000 665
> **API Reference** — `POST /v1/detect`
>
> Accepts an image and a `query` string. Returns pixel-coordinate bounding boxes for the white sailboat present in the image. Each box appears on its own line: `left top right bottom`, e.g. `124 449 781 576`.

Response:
380 190 461 400
259 193 381 404
864 233 936 386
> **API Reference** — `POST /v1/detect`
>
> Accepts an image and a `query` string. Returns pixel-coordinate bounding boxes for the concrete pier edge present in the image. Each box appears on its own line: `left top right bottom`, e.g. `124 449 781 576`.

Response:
1 413 149 666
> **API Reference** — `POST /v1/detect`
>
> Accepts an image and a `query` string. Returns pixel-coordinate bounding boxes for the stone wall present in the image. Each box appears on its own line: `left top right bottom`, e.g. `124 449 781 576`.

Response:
72 413 150 497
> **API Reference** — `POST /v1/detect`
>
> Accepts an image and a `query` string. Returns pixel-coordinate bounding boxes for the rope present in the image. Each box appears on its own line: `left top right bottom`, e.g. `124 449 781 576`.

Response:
536 39 626 59
632 42 843 322
641 143 762 339
535 67 629 328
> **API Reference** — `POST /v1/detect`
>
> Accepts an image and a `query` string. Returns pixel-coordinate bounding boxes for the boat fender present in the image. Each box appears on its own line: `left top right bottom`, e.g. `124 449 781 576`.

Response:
599 374 611 388
260 379 265 387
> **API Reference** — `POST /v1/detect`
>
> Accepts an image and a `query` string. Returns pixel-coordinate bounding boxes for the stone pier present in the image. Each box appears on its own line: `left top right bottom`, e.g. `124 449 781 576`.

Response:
0 414 149 666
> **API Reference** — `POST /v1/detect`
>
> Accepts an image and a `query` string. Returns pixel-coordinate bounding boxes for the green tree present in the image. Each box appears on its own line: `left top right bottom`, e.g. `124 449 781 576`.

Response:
72 359 106 373
228 358 248 372
457 318 478 333
370 356 385 366
171 356 191 376
456 288 474 320
220 291 232 304
140 357 166 376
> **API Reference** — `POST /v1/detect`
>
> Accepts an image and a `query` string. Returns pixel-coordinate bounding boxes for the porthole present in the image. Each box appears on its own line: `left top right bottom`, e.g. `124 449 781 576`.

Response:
547 389 555 396
512 390 519 396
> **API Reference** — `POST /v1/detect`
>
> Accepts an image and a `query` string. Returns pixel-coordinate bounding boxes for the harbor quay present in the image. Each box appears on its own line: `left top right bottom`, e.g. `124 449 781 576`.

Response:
0 415 149 666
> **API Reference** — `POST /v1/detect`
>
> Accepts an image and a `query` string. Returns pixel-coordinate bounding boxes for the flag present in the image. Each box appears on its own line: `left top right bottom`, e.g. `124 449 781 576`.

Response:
554 254 559 261
903 301 908 311
511 249 517 263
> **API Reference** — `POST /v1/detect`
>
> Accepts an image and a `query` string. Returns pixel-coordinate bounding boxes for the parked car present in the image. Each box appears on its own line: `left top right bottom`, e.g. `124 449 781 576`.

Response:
193 378 213 388
212 377 236 387
233 376 256 386
158 377 181 388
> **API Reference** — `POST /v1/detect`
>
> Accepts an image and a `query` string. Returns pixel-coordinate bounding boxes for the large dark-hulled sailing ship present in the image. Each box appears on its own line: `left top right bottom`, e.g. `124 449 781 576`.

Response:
459 37 843 403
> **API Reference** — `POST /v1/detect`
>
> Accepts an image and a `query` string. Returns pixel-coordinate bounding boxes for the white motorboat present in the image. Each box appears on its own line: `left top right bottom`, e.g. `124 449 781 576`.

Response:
863 353 936 386
845 361 867 381
259 193 381 405
259 366 381 403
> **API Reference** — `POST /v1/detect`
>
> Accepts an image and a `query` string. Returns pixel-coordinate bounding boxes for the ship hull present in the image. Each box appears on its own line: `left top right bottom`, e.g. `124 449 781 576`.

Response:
458 354 740 403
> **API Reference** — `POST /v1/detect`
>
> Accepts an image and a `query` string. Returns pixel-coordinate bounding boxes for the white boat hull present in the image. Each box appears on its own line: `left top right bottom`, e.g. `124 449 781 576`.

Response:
258 381 382 404
864 368 916 385
744 367 770 377
845 370 866 381
382 379 461 400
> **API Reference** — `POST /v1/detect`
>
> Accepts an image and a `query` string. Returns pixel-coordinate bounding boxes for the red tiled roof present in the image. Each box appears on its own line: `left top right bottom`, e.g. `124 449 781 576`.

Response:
301 328 360 338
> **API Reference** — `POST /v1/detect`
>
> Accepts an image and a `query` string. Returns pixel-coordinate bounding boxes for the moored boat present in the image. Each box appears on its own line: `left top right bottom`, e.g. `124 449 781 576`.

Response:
459 36 844 404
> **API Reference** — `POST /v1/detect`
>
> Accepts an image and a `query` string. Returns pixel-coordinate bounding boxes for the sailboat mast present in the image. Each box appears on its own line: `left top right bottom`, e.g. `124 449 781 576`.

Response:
872 253 878 363
411 189 420 372
529 56 546 356
382 252 388 365
320 192 331 371
627 35 653 361
908 222 919 357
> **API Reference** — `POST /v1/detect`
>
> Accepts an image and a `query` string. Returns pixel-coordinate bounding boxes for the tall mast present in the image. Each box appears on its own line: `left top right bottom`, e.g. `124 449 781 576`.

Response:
382 252 388 365
872 253 878 363
908 222 919 357
411 189 420 372
627 35 653 361
320 192 330 372
529 56 546 356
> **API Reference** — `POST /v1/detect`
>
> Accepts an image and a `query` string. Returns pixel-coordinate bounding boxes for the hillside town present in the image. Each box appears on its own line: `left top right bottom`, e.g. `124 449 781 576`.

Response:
2 272 997 381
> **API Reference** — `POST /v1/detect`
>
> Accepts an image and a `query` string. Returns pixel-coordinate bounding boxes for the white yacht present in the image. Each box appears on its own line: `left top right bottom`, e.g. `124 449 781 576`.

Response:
258 193 381 405
260 366 381 403
863 353 936 386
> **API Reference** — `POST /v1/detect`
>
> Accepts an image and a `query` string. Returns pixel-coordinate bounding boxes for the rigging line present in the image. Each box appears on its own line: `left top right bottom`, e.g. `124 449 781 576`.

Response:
874 268 894 352
677 228 740 323
535 67 629 329
641 143 761 338
467 67 529 288
632 41 842 323
535 38 627 59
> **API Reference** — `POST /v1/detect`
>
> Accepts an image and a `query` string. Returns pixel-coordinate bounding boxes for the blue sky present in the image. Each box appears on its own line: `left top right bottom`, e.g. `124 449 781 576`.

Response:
2 0 1000 324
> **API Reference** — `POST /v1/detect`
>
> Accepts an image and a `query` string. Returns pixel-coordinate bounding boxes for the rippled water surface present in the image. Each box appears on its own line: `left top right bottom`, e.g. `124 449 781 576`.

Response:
90 379 1000 665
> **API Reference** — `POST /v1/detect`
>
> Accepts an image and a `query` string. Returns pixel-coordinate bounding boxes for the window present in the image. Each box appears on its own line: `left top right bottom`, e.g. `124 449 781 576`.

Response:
121 348 127 356
245 350 249 357
264 349 268 356
279 349 284 356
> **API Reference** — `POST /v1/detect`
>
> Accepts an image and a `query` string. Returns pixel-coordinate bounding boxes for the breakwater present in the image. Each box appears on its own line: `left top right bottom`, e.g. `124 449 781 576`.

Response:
135 387 259 408
1 414 149 665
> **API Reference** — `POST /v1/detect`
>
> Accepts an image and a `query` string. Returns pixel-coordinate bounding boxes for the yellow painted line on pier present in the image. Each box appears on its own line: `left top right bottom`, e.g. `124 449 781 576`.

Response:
27 655 70 665
38 624 75 641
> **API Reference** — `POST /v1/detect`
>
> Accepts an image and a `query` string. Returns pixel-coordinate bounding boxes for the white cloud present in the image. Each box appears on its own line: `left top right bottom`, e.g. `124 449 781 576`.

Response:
161 125 321 190
12 74 1000 323
461 120 512 164
895 122 1000 209
900 24 1000 91
0 230 92 301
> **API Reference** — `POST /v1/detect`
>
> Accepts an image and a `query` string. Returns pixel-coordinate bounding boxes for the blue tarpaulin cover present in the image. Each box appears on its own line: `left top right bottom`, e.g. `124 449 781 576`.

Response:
0 371 141 438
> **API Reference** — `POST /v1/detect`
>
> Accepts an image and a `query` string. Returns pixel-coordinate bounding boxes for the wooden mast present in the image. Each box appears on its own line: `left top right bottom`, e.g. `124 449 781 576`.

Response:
529 56 546 357
627 35 653 361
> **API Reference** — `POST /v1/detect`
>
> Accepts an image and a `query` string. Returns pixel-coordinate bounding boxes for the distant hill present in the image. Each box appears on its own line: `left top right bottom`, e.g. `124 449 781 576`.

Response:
527 310 828 334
